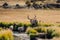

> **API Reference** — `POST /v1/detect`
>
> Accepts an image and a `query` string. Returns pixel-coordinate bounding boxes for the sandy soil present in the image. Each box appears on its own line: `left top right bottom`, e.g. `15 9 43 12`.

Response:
0 8 60 23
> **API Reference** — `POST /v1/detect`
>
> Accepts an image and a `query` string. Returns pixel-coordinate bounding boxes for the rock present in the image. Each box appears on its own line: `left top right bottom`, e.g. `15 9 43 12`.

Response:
13 33 30 40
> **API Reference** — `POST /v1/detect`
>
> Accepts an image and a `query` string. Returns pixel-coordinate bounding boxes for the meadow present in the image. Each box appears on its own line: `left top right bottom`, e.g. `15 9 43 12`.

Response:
0 1 60 40
0 8 60 24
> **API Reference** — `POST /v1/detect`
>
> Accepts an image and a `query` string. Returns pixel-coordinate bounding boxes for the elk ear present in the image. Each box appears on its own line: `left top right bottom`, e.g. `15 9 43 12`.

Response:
27 15 30 20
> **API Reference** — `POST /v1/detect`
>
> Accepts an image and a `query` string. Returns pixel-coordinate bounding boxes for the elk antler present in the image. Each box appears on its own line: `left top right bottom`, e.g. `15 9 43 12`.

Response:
27 15 30 20
34 15 37 19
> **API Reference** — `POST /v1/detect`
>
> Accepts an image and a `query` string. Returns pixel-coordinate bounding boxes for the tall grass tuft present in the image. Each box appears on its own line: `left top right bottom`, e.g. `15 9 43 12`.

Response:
0 29 14 40
46 29 55 39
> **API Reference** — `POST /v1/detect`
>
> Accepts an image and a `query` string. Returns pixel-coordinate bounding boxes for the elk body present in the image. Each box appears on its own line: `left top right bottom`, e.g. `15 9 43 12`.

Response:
27 15 38 27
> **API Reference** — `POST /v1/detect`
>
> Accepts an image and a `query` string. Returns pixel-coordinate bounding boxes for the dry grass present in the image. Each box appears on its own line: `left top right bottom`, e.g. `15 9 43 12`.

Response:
0 8 60 24
0 1 60 40
0 1 60 23
0 29 13 40
0 8 60 40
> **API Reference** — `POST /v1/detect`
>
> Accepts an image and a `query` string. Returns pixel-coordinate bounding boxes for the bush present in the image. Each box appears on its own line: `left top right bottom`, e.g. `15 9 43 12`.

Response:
17 23 23 27
46 29 55 39
39 23 54 27
0 22 13 28
34 27 56 39
0 22 30 31
52 27 60 37
0 22 5 27
26 27 38 34
0 28 2 31
23 24 29 32
30 34 37 40
26 27 38 40
25 1 31 8
2 2 8 8
44 24 53 27
0 29 14 40
35 27 47 33
53 32 60 37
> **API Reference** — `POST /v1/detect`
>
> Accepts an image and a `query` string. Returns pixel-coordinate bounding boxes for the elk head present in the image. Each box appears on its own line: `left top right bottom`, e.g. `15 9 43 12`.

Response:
27 15 38 27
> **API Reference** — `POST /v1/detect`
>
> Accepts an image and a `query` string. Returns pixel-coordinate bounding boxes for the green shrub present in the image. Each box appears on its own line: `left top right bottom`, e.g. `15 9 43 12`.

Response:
26 27 38 40
26 27 38 35
43 24 54 27
30 34 37 40
46 29 55 39
17 23 23 27
0 28 2 31
53 30 60 37
34 27 47 33
0 22 5 27
39 23 54 27
35 27 56 39
24 23 31 27
46 27 60 37
54 33 60 37
0 22 13 28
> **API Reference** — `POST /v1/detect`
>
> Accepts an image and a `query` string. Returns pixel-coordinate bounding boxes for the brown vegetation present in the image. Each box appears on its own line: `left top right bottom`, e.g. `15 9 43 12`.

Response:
0 8 60 24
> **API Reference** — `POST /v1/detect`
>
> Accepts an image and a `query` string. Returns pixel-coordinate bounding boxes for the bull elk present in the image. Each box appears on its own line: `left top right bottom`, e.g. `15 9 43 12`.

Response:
27 15 38 27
